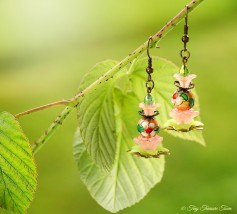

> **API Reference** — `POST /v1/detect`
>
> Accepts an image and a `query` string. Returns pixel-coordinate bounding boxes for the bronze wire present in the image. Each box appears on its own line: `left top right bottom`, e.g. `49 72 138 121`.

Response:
180 5 191 67
145 37 154 95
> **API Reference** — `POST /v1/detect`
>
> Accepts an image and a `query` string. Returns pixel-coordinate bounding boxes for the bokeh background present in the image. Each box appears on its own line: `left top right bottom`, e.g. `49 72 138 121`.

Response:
0 0 237 213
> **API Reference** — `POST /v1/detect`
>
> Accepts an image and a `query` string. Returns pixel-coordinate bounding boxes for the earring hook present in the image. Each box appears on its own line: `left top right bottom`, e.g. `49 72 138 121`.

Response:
146 37 153 74
145 36 154 94
180 5 190 66
147 36 153 60
185 5 189 26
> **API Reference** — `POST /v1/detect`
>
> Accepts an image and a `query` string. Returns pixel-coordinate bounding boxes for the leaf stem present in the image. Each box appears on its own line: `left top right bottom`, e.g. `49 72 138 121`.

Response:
15 100 71 118
31 0 205 154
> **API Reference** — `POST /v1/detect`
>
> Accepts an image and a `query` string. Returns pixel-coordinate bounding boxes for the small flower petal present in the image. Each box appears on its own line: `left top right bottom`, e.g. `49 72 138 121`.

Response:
133 135 163 150
169 108 199 124
139 102 161 116
174 73 197 88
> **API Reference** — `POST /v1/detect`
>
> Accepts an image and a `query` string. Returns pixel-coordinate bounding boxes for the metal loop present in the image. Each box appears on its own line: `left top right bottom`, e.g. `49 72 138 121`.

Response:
180 49 190 59
146 80 154 91
182 57 188 64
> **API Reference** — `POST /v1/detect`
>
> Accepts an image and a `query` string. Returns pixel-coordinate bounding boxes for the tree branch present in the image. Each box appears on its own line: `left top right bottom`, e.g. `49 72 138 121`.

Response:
15 100 71 118
32 0 205 154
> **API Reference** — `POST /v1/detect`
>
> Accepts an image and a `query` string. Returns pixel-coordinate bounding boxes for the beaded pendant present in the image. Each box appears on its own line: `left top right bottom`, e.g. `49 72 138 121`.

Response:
129 94 169 158
164 66 204 132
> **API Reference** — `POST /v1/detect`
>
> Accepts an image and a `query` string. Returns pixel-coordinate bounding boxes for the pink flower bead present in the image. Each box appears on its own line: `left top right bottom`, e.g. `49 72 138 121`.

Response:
169 108 199 124
174 73 197 88
133 135 163 150
139 102 160 116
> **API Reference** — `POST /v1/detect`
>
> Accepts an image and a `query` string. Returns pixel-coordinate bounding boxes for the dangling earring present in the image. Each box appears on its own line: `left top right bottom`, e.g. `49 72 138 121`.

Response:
164 6 204 132
129 37 169 158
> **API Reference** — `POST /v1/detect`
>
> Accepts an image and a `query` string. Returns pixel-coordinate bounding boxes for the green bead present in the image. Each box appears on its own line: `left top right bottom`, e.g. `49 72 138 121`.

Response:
189 98 195 107
144 94 154 105
137 124 145 132
179 65 190 77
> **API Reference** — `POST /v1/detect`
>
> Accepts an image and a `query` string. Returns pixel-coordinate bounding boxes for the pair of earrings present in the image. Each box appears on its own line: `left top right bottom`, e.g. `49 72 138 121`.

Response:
130 8 204 158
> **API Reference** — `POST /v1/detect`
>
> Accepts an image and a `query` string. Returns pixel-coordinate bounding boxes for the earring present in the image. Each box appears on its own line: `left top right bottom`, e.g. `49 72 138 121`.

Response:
164 6 204 132
129 37 169 158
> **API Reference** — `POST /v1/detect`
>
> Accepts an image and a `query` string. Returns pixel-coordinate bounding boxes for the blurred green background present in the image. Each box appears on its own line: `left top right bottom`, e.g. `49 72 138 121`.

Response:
0 0 237 213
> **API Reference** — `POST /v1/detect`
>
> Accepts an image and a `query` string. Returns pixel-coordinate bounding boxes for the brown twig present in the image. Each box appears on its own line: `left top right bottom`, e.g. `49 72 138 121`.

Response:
15 100 70 118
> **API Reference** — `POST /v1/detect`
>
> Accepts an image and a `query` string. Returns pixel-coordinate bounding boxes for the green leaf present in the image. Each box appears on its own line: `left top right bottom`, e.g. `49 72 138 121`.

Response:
74 57 205 212
74 91 165 213
77 60 127 171
0 208 15 214
129 57 205 145
0 112 37 214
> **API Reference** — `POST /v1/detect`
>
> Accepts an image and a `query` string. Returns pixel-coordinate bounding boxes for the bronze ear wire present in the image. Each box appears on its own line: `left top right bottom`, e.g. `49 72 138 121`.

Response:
180 6 191 68
145 37 154 95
